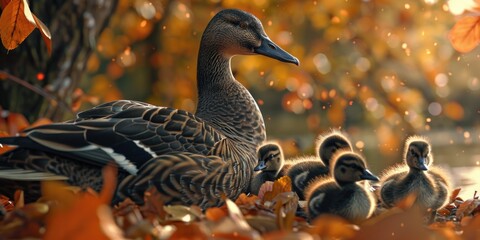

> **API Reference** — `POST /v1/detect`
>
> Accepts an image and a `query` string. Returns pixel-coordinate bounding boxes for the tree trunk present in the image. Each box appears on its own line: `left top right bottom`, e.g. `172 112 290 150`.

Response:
0 0 118 122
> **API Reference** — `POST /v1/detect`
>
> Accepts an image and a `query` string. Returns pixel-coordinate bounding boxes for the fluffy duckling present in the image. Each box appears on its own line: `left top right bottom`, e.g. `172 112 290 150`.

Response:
282 130 353 200
316 130 353 167
305 151 379 223
379 136 450 211
248 142 284 195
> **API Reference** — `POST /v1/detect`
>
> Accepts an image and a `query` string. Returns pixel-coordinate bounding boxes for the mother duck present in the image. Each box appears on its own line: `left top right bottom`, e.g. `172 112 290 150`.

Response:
0 9 299 208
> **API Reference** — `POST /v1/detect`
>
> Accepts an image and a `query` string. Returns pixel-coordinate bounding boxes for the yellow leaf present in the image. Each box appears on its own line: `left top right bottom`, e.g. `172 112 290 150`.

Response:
0 0 35 50
448 16 480 53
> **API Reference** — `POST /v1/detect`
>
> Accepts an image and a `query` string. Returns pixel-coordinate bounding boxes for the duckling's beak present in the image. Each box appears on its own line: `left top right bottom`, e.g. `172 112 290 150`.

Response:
360 169 380 182
254 160 266 171
418 157 429 171
254 36 299 66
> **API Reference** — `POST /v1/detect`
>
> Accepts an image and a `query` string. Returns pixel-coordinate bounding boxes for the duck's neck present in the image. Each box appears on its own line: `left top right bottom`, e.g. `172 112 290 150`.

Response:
195 44 266 149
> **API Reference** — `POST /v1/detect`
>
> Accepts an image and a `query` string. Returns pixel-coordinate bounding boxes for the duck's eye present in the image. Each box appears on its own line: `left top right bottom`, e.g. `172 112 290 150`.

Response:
340 167 346 173
410 149 415 155
239 22 248 29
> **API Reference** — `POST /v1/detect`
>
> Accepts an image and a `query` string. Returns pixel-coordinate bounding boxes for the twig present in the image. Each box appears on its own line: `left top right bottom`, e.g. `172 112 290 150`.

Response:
0 70 73 115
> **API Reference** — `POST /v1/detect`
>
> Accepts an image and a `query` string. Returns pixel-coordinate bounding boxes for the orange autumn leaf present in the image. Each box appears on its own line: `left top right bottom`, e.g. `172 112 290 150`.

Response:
448 16 480 53
205 207 228 222
43 165 122 240
0 0 51 53
235 193 258 207
0 194 14 212
262 176 292 203
7 112 29 135
0 0 36 50
450 188 462 204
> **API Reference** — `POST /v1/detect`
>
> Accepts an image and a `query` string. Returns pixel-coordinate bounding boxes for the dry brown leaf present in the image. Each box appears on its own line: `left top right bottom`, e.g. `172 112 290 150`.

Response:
235 193 258 207
0 194 14 212
205 207 228 222
450 188 462 204
140 186 166 220
262 176 292 203
0 0 35 50
7 112 29 135
456 199 479 219
449 16 480 53
13 190 23 209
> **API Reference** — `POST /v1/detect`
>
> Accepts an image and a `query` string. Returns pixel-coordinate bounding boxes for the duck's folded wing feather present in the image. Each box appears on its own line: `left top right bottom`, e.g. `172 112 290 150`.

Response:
117 152 238 208
1 105 225 175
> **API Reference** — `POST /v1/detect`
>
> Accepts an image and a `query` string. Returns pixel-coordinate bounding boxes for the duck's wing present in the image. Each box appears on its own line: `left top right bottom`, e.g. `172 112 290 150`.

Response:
0 104 225 175
73 100 155 121
117 151 239 208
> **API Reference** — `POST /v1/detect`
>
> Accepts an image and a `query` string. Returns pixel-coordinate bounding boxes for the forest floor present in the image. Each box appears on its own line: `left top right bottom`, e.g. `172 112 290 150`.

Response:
0 165 478 240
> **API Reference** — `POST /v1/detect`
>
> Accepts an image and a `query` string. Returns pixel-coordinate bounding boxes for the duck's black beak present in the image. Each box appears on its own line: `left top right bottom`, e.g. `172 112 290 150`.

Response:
254 160 266 171
254 36 299 66
360 169 380 182
418 157 429 171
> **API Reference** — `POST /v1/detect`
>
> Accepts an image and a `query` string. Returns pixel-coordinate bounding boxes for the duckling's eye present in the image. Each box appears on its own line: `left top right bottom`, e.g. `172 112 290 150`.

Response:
409 149 415 155
340 167 346 173
239 22 248 29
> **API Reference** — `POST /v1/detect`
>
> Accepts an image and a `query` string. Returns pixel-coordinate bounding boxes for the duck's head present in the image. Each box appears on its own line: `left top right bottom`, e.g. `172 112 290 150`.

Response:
317 130 353 167
201 9 299 65
404 136 432 171
331 151 379 185
254 142 284 173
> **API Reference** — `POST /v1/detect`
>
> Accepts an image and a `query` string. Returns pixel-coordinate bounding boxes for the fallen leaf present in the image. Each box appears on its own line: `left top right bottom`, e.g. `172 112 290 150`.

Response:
42 165 122 240
448 16 480 53
205 207 228 222
450 188 462 204
0 194 14 212
234 193 258 207
0 0 35 50
7 112 29 135
140 186 166 220
456 199 480 219
13 190 23 209
262 176 292 203
163 205 202 223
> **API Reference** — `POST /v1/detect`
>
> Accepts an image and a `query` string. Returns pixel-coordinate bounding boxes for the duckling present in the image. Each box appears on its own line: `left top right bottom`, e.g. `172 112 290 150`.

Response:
379 136 450 211
316 130 353 167
248 142 285 195
305 151 379 223
281 130 353 200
